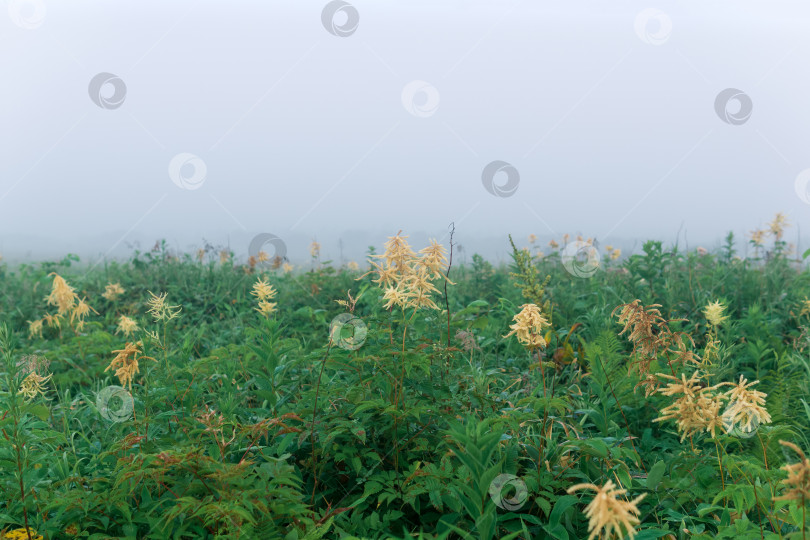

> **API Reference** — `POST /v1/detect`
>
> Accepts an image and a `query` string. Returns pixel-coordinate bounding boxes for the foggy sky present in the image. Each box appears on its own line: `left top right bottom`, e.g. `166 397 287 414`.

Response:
2 1 809 265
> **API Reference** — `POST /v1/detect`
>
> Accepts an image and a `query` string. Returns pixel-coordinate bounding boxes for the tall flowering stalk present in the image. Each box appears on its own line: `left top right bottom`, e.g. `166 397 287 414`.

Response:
359 231 453 472
251 278 278 317
31 273 97 336
105 341 155 391
504 303 556 471
775 440 810 535
567 480 646 540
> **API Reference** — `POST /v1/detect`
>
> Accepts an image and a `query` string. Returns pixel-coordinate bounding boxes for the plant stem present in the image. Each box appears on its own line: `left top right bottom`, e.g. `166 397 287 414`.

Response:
595 353 647 473
309 342 333 507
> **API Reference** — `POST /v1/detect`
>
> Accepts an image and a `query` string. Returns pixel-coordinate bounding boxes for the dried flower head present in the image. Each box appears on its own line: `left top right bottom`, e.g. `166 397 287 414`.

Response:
102 282 125 301
750 229 765 247
251 278 277 302
774 440 810 503
400 267 441 310
116 315 139 337
719 375 771 435
16 354 50 377
256 300 277 317
377 231 417 274
45 273 78 315
634 373 660 398
567 480 646 540
653 372 725 441
145 291 182 322
335 289 362 313
27 318 44 339
703 300 728 327
19 372 52 401
42 313 61 329
455 330 481 353
282 262 293 273
667 335 701 369
364 260 400 289
416 239 452 281
105 341 156 390
612 300 679 375
347 261 360 271
70 297 97 331
768 212 789 240
381 284 410 311
360 231 453 312
504 303 550 350
310 240 321 258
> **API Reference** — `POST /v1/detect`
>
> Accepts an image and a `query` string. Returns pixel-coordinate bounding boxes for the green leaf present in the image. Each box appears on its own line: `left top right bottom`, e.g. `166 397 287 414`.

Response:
634 530 673 539
549 495 579 527
26 403 50 421
645 460 666 490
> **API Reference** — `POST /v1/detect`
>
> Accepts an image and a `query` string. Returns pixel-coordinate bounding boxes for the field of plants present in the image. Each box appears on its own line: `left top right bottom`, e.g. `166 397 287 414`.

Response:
0 215 809 539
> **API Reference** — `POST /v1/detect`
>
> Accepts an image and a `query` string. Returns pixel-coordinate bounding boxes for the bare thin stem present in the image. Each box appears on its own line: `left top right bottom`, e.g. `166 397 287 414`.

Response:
309 342 333 507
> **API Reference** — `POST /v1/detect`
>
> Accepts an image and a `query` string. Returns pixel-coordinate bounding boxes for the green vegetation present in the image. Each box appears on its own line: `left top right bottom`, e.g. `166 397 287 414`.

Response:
0 219 809 539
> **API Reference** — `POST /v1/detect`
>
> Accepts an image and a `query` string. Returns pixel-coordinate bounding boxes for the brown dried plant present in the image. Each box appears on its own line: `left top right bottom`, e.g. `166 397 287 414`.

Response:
612 300 693 377
105 341 156 390
774 440 810 504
